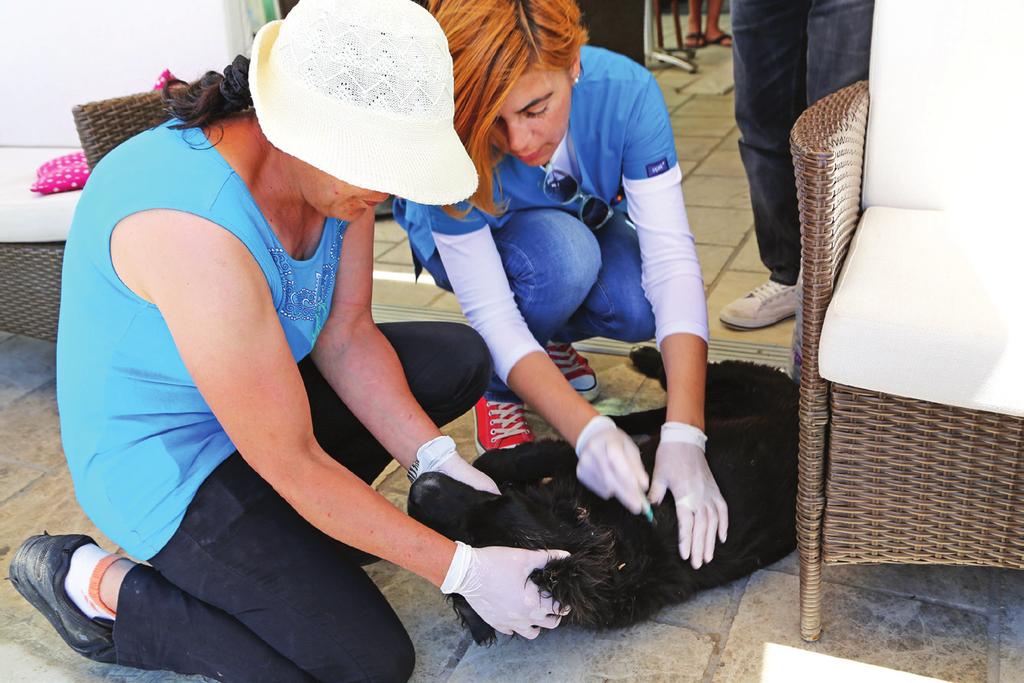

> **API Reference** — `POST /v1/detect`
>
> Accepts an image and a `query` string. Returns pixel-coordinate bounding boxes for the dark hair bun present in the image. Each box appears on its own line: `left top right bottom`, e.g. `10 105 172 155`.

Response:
219 55 253 110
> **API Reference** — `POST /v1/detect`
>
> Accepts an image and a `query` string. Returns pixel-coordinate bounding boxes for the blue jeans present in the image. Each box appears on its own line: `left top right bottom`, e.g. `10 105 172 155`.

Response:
422 209 656 403
732 0 874 286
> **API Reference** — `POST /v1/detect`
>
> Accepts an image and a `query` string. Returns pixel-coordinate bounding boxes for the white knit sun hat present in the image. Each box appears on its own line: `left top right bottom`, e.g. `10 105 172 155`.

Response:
249 0 477 205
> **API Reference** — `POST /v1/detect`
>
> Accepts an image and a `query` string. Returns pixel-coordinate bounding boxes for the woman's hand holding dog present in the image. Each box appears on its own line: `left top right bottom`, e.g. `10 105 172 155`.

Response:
649 423 728 569
411 435 500 494
441 542 571 639
574 415 650 515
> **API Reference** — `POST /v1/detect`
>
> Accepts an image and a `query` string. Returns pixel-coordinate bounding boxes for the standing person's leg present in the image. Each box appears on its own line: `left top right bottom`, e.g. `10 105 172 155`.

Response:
686 0 706 48
705 0 733 46
806 0 874 105
721 0 811 329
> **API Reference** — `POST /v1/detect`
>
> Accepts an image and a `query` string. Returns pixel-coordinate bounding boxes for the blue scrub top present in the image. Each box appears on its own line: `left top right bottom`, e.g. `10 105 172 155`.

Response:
394 45 678 261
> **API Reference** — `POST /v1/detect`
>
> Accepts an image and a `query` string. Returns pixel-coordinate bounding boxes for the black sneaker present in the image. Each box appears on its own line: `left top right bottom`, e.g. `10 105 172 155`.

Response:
8 533 116 663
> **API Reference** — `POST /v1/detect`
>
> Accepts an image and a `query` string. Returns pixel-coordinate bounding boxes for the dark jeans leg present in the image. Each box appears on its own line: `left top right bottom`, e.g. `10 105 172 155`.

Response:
111 322 490 682
806 0 874 104
557 213 656 344
422 210 601 403
115 456 414 683
733 0 874 286
733 0 811 286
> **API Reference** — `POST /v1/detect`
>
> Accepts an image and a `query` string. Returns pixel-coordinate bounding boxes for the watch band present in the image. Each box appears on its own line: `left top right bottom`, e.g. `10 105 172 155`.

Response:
407 435 457 483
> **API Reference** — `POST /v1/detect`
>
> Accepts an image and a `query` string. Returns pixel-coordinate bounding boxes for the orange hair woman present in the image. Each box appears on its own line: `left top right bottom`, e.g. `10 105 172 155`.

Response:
394 0 729 568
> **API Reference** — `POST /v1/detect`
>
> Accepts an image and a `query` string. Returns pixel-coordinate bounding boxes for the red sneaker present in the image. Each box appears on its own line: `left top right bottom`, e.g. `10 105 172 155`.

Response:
546 342 600 401
474 398 534 455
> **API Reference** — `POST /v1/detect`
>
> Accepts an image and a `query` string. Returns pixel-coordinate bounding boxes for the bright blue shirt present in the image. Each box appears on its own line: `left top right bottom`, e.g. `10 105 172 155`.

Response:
394 46 678 261
56 121 346 560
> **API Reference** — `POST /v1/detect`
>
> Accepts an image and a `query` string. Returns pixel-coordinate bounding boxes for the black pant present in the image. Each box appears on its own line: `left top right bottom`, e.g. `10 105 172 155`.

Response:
110 322 491 683
732 0 874 286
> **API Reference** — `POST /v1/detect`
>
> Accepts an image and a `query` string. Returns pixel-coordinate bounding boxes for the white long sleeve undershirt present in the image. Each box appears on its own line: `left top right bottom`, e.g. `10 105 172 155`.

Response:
433 162 707 384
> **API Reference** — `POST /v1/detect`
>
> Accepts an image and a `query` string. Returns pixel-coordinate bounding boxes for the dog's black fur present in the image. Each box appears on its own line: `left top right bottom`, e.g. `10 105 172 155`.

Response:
408 351 798 644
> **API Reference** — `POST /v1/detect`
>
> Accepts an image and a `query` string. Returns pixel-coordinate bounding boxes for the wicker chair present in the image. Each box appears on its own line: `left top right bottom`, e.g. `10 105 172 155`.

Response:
0 91 165 342
791 77 1024 641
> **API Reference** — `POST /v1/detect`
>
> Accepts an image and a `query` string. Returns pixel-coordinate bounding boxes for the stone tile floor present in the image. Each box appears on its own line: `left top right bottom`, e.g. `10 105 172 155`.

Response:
2 20 1021 683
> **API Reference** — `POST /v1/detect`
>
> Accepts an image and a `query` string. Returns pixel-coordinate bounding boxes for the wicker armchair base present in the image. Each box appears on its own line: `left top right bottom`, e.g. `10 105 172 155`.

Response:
0 241 64 342
825 384 1024 569
792 79 1024 642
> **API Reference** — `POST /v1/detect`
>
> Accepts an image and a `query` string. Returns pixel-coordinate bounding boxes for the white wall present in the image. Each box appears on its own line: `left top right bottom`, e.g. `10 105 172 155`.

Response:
0 0 255 147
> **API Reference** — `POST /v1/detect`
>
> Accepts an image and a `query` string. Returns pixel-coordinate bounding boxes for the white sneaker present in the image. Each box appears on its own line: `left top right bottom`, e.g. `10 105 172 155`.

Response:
719 280 798 329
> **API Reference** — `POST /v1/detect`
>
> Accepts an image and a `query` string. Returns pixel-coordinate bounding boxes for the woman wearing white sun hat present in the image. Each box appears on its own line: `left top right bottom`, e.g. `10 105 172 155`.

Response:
7 1 569 680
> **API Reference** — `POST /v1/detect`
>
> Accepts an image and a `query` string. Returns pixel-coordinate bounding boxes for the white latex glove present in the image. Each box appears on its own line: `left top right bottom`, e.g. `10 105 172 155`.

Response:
574 415 650 515
649 422 728 569
409 436 500 495
441 542 571 639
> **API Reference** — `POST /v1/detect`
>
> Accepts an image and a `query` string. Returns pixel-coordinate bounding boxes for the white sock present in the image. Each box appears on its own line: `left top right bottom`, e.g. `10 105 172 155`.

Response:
63 543 117 621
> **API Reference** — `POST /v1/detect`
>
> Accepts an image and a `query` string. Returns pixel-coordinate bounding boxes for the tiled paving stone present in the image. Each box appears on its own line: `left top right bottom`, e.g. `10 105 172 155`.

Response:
767 552 996 616
692 149 746 178
653 576 748 637
681 175 752 210
365 561 470 683
370 279 444 308
1001 569 1024 683
697 244 736 287
0 336 56 412
714 570 990 683
670 115 737 138
687 207 753 248
674 135 722 166
374 218 408 243
728 233 769 273
374 242 414 267
0 383 65 472
449 620 715 683
674 95 736 118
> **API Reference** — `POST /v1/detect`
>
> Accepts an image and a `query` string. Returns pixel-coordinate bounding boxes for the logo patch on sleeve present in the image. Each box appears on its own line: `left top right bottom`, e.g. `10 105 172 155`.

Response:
645 158 670 177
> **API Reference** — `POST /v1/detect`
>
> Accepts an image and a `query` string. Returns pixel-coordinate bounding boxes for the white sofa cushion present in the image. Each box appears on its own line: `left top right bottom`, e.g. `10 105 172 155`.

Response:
0 0 252 148
819 207 1024 417
0 147 82 242
862 1 1024 216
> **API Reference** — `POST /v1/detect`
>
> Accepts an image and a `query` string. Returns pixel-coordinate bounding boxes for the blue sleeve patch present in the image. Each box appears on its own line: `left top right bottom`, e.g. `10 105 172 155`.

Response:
645 158 670 177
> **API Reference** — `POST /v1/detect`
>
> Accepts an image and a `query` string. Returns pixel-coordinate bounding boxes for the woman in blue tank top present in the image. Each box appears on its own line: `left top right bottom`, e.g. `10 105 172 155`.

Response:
9 2 570 680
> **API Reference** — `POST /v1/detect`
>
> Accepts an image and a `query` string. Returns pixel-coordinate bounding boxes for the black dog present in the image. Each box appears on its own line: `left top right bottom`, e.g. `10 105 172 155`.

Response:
408 353 798 644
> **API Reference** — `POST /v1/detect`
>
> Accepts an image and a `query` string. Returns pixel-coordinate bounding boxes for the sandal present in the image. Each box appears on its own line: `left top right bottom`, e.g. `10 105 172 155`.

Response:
684 32 705 49
705 32 733 47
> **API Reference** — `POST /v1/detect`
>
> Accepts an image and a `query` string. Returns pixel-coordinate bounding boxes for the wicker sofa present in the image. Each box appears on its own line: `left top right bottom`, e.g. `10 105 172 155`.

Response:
0 1 251 341
790 2 1024 642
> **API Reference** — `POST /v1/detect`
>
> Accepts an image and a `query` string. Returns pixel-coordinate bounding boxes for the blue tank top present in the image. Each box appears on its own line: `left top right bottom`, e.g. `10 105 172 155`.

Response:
56 121 346 560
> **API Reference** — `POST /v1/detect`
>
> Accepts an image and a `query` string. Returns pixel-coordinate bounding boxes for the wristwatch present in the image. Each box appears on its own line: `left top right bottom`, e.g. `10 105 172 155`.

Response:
407 435 457 483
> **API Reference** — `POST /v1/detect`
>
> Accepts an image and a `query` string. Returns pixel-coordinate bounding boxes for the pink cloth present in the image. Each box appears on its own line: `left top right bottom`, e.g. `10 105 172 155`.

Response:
30 69 176 195
29 152 90 195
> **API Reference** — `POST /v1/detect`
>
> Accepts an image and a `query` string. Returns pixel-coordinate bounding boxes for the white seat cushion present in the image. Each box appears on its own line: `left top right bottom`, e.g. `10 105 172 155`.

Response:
0 147 82 242
819 207 1024 417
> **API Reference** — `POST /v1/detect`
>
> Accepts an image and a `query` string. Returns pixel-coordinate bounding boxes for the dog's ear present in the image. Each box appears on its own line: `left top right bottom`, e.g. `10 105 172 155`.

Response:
450 595 497 645
407 472 500 541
